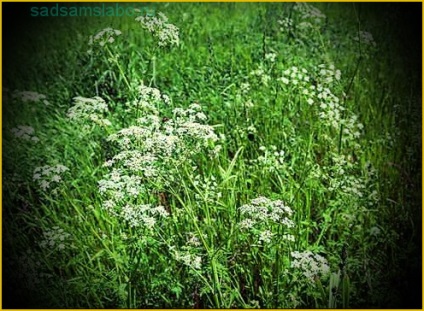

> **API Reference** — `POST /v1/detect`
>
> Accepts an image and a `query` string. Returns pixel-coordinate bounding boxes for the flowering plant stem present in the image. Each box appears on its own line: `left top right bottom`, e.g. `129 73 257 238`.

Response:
150 55 157 87
105 45 132 94
173 188 225 308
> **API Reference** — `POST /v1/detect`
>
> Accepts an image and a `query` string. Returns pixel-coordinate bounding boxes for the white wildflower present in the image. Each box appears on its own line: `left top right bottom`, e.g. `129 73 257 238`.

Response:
265 52 277 62
89 27 122 48
173 249 202 270
283 234 295 242
39 227 71 251
259 230 273 243
33 164 69 192
316 64 342 85
99 85 221 223
192 256 202 270
291 250 330 282
10 125 39 142
355 30 377 47
240 218 255 229
294 3 326 26
278 17 293 30
136 12 179 47
119 203 166 228
67 96 110 127
252 146 286 172
239 196 294 226
280 77 290 84
240 82 250 94
40 180 50 191
12 91 48 104
187 233 201 247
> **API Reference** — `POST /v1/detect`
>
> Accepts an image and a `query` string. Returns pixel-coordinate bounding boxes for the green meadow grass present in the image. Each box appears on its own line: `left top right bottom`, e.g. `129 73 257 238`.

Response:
3 2 421 308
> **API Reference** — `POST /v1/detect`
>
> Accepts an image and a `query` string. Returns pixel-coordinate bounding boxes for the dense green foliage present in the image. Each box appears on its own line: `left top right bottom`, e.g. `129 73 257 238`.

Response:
3 2 421 308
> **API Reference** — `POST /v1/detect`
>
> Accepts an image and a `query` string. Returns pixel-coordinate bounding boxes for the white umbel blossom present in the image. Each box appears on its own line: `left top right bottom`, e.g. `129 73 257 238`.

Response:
39 226 72 251
89 27 122 47
239 196 294 227
173 250 202 270
354 30 377 47
33 164 69 191
265 52 277 62
293 2 326 25
136 12 179 47
120 203 169 228
67 96 111 127
11 125 39 142
259 230 273 243
291 251 330 282
13 91 49 105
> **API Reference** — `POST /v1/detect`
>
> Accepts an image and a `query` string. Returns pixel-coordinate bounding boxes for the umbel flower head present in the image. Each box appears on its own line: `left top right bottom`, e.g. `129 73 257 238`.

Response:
135 12 180 47
98 84 222 225
291 251 330 283
88 27 122 47
11 125 39 142
354 30 377 47
12 90 50 105
87 27 122 54
33 164 69 191
67 96 111 127
239 196 294 229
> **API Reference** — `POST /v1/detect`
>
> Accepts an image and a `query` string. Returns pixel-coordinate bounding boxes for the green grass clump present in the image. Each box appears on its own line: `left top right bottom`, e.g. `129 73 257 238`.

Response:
3 2 421 308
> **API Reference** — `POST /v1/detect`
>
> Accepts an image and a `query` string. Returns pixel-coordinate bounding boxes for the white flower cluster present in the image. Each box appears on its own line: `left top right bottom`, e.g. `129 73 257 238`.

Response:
135 12 180 47
291 250 330 282
279 66 311 86
264 52 277 62
33 164 69 191
125 84 171 115
100 85 220 223
186 232 202 247
258 230 274 243
249 65 271 86
249 145 285 173
171 234 204 270
67 96 111 127
120 203 169 228
10 125 39 142
140 84 171 103
107 103 219 165
279 65 363 146
354 30 377 47
240 82 251 95
88 27 122 47
293 3 326 29
173 250 202 270
39 226 72 251
239 196 294 229
340 115 363 145
192 175 222 204
277 17 293 32
99 169 147 202
328 172 365 198
316 64 341 85
101 192 169 228
12 90 50 105
103 151 159 177
315 89 344 125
